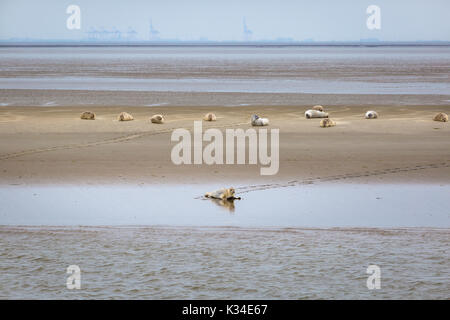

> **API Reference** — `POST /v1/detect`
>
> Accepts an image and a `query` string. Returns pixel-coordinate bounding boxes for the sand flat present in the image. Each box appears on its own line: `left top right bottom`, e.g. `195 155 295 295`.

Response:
0 104 449 185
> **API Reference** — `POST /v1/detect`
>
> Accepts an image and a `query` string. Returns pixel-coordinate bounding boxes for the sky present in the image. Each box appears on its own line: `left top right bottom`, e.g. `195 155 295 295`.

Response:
0 0 449 41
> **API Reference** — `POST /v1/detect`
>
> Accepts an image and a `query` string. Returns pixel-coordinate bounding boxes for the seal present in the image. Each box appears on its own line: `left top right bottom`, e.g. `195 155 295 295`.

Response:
251 114 269 126
320 118 336 128
80 111 95 120
365 110 378 119
433 112 448 122
312 105 324 112
118 112 134 121
305 110 329 119
151 114 165 124
205 187 241 200
203 113 217 121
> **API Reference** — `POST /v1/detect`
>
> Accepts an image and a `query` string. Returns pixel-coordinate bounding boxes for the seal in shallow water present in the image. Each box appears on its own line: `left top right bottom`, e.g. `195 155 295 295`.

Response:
205 187 241 200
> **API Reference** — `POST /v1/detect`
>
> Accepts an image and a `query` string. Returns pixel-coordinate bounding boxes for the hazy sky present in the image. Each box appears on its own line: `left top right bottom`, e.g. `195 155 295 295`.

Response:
1 0 449 41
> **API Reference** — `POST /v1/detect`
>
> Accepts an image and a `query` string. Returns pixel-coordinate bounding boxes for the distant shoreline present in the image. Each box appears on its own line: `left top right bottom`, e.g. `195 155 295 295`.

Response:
1 41 450 48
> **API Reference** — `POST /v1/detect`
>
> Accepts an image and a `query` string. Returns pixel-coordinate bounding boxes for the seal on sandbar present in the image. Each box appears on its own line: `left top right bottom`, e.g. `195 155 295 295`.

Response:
151 114 165 124
251 114 269 126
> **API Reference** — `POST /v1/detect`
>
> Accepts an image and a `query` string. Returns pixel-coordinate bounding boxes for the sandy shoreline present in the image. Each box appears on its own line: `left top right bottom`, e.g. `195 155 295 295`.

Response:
0 104 449 186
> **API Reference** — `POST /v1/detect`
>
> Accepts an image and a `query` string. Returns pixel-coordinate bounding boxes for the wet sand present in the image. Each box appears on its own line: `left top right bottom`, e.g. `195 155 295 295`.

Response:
2 89 450 107
0 103 449 186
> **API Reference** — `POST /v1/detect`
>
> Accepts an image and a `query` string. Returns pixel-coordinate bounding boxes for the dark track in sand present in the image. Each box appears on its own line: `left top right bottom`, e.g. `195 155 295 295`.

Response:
233 161 450 194
0 120 448 194
0 121 249 161
195 161 450 199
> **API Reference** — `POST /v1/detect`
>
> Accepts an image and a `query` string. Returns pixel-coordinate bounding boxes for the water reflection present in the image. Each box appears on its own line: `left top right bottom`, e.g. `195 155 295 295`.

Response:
0 184 449 228
208 198 240 212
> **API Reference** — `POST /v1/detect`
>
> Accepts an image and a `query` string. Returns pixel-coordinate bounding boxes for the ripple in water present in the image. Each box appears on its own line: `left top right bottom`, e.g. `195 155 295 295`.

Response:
0 226 448 299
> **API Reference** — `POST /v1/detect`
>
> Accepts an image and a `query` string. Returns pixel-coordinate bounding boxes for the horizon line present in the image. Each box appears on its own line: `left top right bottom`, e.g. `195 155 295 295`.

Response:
1 40 450 47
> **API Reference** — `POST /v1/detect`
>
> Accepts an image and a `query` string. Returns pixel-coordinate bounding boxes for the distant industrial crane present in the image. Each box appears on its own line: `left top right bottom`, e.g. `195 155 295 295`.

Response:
243 17 252 41
149 19 160 40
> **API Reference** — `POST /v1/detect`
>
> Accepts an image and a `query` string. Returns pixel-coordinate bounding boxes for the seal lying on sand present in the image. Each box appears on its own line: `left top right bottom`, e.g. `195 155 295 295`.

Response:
251 114 269 126
365 110 378 119
203 113 217 121
305 110 329 119
118 112 134 121
80 111 96 120
433 112 448 122
320 118 336 128
205 187 241 200
151 114 165 124
312 105 324 112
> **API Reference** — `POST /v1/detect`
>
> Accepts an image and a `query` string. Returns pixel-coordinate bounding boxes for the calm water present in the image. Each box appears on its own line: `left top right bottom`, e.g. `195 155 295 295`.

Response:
0 46 449 94
0 184 449 227
0 184 449 299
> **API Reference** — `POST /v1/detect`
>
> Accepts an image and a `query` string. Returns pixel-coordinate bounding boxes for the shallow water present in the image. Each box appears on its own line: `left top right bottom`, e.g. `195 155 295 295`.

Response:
1 77 449 95
0 183 449 299
0 184 449 228
0 226 448 299
1 46 449 95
